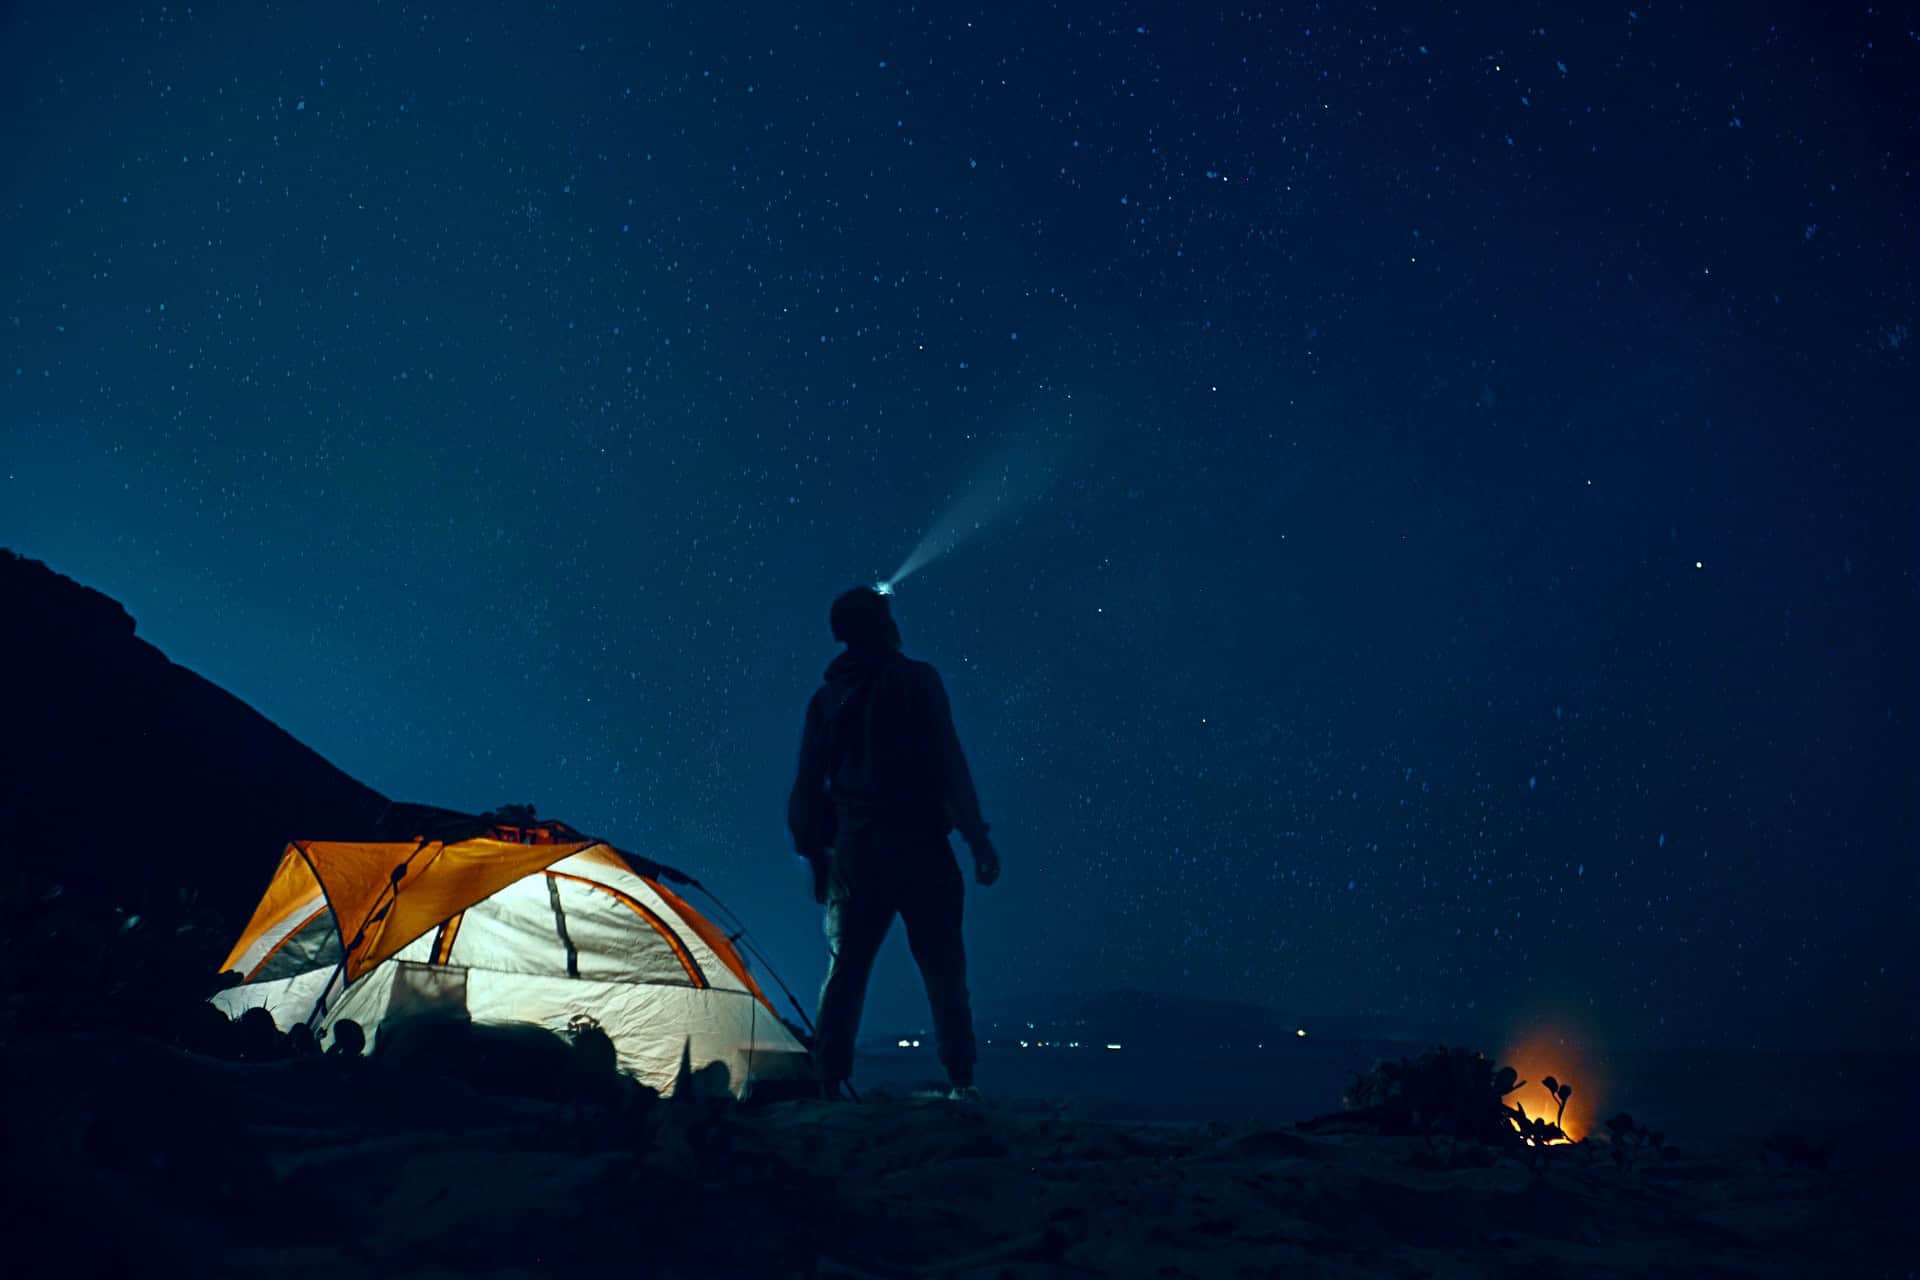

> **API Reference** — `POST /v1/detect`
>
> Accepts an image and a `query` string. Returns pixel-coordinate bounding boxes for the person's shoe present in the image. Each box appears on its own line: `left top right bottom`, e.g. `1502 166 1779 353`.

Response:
947 1085 983 1103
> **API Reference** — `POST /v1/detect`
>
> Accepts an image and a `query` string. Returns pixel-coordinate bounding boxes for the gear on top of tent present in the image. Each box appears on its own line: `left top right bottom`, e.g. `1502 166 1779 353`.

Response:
210 804 812 1098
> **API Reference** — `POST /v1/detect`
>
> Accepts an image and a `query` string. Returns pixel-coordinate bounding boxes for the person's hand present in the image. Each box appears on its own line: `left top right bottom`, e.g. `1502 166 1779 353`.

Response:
971 838 1001 888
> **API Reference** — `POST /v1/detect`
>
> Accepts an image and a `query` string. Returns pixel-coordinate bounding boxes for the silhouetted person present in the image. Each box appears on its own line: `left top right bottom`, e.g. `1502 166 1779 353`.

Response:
789 585 1000 1099
234 1006 284 1060
328 1019 366 1057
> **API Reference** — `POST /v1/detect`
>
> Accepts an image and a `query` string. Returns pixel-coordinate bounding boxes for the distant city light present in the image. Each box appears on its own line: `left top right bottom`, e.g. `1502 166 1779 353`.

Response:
897 1038 911 1048
1296 1028 1308 1037
1105 1043 1123 1051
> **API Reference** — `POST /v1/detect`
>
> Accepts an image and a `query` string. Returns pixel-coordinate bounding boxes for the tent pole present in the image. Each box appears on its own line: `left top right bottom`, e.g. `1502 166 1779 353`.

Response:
300 839 429 1035
688 882 817 1037
304 958 346 1029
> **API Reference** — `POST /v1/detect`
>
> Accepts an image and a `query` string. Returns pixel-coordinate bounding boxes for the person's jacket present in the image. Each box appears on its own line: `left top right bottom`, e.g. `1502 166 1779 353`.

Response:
787 646 989 860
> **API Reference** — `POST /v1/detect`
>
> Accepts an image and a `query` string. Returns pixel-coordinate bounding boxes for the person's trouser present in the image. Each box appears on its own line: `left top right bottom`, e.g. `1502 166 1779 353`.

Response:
812 821 976 1089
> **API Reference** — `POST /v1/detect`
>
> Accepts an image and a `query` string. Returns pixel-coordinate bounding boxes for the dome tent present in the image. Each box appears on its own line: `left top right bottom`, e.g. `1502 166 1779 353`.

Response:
211 808 810 1097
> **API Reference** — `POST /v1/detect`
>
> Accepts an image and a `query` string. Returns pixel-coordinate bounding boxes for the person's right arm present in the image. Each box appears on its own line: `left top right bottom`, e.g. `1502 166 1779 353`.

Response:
786 692 834 899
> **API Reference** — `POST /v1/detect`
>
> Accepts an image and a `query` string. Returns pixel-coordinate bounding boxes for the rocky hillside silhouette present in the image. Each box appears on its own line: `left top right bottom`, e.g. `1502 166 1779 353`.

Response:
0 551 387 931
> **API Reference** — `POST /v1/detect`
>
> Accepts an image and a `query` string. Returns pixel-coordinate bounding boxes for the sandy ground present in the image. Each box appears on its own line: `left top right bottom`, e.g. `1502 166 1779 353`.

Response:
6 1033 1910 1279
739 1092 1907 1279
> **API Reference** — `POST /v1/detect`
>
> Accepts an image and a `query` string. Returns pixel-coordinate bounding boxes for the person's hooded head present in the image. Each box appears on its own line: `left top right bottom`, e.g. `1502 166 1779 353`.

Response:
829 585 901 653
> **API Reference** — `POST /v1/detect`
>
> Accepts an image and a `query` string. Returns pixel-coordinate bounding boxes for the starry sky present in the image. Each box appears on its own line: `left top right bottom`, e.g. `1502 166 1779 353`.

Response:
4 2 1914 1053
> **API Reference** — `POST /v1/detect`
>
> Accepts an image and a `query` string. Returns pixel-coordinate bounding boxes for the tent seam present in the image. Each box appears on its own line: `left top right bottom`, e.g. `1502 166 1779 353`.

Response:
545 869 707 988
545 873 581 978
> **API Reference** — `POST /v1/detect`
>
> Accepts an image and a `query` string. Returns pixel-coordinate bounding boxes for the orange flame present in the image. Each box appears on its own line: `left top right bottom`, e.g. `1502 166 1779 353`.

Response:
1500 1025 1604 1143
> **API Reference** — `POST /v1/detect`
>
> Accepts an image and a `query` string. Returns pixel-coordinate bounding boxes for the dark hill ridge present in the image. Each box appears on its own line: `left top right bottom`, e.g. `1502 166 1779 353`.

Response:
0 550 388 932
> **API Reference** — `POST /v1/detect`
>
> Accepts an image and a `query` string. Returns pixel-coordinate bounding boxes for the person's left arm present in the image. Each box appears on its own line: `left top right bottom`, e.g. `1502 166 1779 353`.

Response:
925 667 999 885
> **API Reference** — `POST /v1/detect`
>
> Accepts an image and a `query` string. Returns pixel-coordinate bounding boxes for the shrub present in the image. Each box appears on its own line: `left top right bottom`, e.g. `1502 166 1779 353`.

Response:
1335 1045 1529 1148
1605 1112 1676 1170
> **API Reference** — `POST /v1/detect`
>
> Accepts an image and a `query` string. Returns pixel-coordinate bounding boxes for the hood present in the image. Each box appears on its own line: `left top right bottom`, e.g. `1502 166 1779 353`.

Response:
823 644 904 693
821 646 905 734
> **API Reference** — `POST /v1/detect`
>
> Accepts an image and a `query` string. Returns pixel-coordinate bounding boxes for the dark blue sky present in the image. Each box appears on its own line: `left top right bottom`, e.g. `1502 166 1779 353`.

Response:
5 1 1914 1051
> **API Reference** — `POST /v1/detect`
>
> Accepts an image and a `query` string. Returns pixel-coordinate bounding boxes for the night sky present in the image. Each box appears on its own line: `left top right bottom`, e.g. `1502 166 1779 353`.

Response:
5 2 1914 1054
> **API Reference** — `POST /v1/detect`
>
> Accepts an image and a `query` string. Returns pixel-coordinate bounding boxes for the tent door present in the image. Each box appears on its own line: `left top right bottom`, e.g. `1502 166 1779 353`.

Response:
385 960 470 1022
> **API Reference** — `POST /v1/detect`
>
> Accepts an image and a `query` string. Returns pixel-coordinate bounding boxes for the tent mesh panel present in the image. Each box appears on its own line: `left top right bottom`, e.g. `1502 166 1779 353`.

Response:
255 910 343 983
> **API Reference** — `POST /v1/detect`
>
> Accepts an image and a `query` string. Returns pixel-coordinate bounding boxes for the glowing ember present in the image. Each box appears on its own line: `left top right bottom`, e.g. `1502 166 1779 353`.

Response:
1500 1025 1604 1143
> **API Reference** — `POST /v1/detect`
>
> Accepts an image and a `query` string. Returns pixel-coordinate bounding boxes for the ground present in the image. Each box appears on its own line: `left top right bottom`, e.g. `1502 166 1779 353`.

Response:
5 1031 1907 1279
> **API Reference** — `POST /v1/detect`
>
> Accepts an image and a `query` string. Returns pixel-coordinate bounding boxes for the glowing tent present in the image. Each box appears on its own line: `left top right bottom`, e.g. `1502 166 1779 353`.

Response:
211 817 809 1097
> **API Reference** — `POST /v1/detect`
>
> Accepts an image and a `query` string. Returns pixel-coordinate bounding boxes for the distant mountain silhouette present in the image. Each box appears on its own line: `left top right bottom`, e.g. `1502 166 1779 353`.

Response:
988 989 1299 1044
0 551 388 931
975 988 1474 1048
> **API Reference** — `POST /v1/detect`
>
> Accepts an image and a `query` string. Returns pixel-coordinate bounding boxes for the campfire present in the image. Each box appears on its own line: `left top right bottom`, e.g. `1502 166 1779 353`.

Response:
1501 1026 1603 1143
